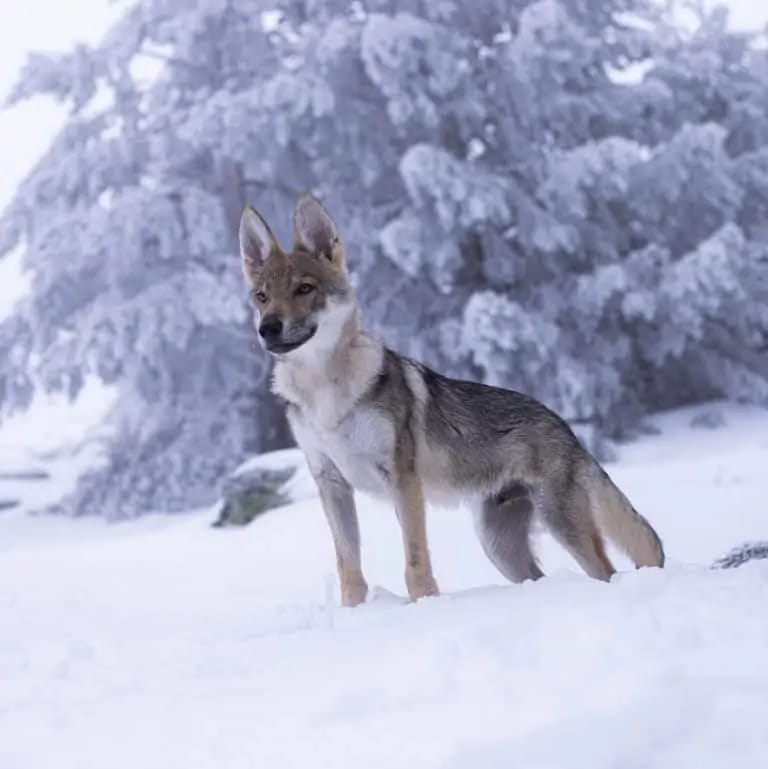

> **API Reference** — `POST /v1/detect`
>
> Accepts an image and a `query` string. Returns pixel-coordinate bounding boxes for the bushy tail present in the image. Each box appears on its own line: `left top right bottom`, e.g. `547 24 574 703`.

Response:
588 465 665 568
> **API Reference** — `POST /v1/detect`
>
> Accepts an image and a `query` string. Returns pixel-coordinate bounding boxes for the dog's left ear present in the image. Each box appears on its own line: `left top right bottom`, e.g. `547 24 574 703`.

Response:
293 192 344 269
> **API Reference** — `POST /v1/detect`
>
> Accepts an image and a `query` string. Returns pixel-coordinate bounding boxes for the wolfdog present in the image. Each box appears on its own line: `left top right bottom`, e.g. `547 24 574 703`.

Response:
239 194 665 606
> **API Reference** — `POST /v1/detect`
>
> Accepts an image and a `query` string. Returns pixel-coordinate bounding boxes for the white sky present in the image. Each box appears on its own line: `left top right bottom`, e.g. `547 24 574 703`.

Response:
0 0 122 319
724 0 768 31
0 0 766 319
0 1 125 210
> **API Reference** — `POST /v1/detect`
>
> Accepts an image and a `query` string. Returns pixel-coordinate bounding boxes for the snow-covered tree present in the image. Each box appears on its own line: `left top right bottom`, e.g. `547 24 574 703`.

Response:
1 0 766 516
0 0 293 516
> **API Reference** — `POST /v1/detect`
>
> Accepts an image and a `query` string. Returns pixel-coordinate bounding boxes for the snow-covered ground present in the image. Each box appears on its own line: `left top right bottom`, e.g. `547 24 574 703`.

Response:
1 402 767 769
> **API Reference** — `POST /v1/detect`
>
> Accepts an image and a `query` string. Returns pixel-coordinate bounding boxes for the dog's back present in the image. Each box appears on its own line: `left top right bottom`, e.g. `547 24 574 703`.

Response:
380 354 665 579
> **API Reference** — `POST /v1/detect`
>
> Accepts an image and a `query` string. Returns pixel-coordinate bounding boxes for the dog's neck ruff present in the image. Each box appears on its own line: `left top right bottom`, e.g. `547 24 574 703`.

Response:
271 298 384 428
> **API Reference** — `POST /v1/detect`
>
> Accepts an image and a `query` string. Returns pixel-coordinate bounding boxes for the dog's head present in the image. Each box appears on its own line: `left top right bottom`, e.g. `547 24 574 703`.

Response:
239 194 353 356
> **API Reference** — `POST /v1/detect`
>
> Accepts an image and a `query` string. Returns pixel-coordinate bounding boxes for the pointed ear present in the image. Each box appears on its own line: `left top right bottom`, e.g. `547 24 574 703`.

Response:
239 205 278 284
293 193 344 268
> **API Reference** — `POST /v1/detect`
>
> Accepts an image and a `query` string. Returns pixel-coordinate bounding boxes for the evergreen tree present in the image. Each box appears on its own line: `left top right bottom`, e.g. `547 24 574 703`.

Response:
1 0 766 516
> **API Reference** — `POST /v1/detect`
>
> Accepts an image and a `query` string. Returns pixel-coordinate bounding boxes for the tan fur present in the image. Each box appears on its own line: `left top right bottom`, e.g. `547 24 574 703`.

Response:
591 532 615 577
393 471 439 601
339 569 368 608
589 470 665 568
315 480 365 606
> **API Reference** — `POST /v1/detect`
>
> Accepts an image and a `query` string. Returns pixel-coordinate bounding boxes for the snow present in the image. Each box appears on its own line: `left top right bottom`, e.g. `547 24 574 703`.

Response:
0 376 116 513
1 401 768 768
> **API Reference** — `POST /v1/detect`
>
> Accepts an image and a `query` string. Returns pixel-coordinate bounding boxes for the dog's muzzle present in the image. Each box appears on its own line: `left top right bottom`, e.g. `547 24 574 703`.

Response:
259 316 317 354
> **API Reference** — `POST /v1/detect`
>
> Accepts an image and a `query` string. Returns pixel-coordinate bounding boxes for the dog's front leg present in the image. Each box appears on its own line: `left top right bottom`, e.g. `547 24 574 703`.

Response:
394 472 439 601
313 458 368 607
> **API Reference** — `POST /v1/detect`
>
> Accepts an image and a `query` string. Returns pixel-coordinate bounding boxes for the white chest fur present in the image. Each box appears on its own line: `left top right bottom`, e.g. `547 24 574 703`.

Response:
272 327 394 495
290 406 395 497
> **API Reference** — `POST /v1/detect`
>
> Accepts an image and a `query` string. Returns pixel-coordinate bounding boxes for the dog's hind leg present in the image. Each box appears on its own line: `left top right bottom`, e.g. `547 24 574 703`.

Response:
536 477 615 581
473 483 544 583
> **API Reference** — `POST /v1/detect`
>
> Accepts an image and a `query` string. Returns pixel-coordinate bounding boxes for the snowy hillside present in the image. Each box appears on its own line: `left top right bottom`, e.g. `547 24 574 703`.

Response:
2 402 768 768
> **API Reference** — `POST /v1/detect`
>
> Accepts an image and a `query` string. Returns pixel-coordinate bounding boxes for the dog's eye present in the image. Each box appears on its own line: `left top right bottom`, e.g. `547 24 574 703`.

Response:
295 283 314 296
253 290 268 304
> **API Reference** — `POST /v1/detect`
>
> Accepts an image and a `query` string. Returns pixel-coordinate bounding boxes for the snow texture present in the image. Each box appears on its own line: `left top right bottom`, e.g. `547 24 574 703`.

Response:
2 402 767 768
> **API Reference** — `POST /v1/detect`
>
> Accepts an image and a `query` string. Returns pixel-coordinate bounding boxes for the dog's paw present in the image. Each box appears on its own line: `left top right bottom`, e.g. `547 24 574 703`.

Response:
340 580 369 608
405 568 440 602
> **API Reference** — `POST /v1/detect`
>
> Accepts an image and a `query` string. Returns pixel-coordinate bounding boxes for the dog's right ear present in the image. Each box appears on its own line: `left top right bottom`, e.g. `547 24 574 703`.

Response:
239 205 278 284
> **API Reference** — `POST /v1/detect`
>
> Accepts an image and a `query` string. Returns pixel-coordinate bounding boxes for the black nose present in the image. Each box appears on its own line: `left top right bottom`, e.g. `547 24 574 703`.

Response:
259 316 283 341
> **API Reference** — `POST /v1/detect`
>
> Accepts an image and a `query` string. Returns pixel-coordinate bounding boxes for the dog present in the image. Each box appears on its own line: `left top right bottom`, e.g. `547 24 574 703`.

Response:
238 193 665 606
